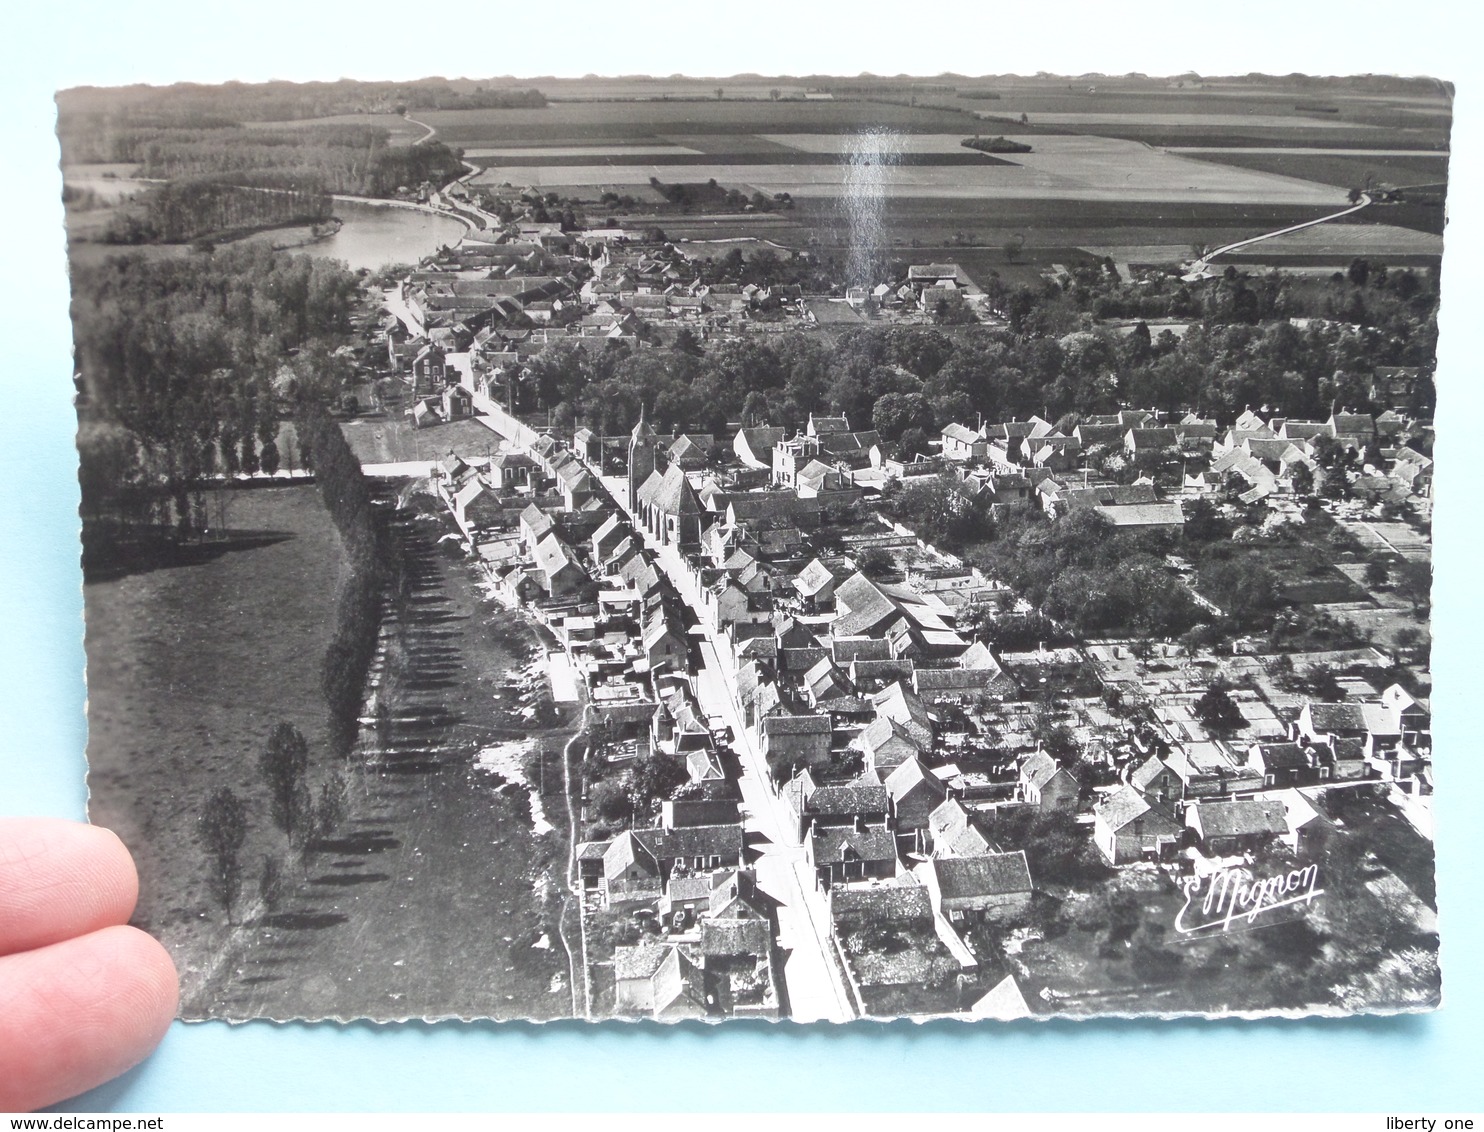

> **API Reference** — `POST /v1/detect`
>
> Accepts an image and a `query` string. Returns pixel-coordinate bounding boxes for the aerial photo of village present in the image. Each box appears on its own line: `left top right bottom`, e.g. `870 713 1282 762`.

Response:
61 71 1445 1023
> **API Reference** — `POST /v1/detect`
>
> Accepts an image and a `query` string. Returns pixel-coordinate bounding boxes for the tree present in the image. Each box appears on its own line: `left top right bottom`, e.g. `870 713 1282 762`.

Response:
199 787 248 921
857 547 895 579
1193 683 1244 734
1301 663 1346 702
1289 460 1315 497
586 780 628 827
741 390 770 427
897 426 931 461
313 771 348 839
1182 496 1227 542
259 437 281 476
932 291 977 325
1364 559 1391 588
871 391 934 443
627 754 689 819
259 853 286 912
259 722 312 844
1394 559 1432 613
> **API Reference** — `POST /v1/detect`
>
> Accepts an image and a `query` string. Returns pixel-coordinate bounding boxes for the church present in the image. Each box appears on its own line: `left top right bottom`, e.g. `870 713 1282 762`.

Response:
629 411 702 549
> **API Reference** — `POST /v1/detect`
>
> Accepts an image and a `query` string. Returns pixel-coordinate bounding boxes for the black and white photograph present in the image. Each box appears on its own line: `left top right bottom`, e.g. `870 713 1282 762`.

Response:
61 70 1445 1025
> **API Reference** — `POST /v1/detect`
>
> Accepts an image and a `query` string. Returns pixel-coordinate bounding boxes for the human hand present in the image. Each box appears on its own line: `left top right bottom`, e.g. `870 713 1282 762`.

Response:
0 818 178 1111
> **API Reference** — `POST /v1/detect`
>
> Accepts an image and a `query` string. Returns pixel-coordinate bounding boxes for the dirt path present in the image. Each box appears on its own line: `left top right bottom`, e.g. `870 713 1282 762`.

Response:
196 506 578 1021
1188 193 1371 275
403 114 438 146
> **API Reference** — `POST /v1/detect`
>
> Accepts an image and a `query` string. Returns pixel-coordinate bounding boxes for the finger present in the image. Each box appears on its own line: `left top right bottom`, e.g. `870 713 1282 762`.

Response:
0 819 139 955
0 924 178 1112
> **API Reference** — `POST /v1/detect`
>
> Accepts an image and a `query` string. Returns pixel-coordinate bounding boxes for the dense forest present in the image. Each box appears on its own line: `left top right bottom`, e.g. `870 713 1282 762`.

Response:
58 80 476 228
72 245 362 570
103 175 333 245
510 259 1438 442
57 78 544 153
70 120 465 200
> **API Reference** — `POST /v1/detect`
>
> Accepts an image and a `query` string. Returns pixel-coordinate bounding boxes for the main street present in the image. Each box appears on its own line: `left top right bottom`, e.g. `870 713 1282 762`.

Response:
596 474 856 1022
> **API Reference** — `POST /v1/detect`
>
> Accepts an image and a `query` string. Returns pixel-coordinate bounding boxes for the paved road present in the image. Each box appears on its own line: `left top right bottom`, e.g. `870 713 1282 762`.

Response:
596 474 855 1021
693 639 855 1022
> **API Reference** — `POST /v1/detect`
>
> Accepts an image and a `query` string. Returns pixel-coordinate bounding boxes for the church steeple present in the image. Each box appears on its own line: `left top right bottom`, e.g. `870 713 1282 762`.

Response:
631 403 657 446
627 404 657 512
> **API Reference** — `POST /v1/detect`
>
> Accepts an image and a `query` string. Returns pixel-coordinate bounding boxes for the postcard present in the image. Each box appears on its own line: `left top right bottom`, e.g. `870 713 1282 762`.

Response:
62 72 1444 1022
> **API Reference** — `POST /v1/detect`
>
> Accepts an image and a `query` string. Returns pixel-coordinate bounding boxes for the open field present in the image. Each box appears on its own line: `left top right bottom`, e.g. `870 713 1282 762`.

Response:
341 414 506 466
243 113 426 144
60 163 153 199
958 79 1449 133
197 506 575 1020
1180 150 1449 194
1002 112 1375 130
469 134 1346 206
760 132 1014 154
84 486 349 1005
464 143 704 158
419 100 975 144
1219 220 1444 262
1029 124 1447 151
472 150 1012 169
536 78 823 101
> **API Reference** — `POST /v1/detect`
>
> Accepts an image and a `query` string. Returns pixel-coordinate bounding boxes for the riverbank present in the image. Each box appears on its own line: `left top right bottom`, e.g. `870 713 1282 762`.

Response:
227 216 343 254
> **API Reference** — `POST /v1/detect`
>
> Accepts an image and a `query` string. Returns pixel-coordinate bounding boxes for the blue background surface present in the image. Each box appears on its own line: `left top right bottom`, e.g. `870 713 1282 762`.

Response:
3 1 1480 1111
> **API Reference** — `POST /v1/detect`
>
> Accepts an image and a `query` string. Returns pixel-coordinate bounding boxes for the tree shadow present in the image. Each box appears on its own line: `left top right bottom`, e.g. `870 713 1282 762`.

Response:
258 911 349 930
309 871 391 887
311 829 400 854
376 759 444 775
83 528 298 582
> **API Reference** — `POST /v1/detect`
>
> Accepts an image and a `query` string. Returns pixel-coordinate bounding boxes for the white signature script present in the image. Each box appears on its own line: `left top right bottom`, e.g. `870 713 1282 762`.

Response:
1176 864 1323 935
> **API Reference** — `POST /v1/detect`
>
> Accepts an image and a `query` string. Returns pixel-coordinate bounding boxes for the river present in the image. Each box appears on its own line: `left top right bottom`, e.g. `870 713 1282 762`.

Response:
62 166 469 273
233 199 469 272
309 200 468 272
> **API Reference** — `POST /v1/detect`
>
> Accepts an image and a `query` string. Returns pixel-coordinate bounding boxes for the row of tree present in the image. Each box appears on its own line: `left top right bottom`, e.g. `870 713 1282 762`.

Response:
198 722 350 921
72 245 363 568
296 406 407 753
